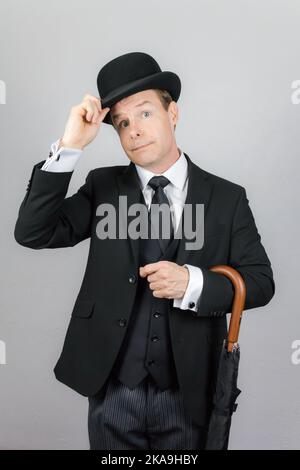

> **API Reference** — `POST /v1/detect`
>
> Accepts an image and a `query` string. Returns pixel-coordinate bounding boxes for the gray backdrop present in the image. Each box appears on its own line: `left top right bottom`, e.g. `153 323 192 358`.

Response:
1 0 299 450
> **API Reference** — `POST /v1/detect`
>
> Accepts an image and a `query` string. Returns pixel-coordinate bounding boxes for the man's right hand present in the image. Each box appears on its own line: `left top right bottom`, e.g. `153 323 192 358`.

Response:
59 94 110 150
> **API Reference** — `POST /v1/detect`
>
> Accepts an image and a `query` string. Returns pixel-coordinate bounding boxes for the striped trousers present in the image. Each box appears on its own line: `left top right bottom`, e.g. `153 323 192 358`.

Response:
88 374 208 450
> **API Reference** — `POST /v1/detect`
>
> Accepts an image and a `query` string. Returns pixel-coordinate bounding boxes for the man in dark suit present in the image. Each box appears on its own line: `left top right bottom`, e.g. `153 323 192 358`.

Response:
14 52 275 450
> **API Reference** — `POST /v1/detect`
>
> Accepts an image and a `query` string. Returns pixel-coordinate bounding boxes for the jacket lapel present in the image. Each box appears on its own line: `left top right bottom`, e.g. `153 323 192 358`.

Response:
175 153 213 266
116 161 143 267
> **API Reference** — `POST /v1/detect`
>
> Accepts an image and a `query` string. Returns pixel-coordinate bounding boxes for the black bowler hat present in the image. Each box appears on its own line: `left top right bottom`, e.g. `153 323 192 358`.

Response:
96 51 181 125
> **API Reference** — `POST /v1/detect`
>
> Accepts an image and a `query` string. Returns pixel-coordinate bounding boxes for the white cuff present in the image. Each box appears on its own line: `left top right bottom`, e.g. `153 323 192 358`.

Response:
173 264 203 311
41 138 83 172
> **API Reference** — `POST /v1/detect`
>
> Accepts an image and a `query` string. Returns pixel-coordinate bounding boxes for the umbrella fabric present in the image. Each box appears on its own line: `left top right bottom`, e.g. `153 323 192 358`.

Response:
205 342 241 450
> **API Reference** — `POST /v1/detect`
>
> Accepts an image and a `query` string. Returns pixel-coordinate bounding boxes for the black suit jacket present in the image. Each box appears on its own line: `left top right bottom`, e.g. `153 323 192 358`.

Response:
14 152 275 426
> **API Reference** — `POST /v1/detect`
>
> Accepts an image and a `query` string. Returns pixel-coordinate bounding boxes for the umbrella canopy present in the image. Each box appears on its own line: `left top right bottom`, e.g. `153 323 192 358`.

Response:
205 265 246 450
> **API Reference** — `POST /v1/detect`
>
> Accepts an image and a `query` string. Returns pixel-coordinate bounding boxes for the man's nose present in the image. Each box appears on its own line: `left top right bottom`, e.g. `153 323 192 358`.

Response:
130 128 142 137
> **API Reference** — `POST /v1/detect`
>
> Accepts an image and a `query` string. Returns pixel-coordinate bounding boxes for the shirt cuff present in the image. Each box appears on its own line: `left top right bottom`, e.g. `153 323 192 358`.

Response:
41 138 83 172
173 264 203 311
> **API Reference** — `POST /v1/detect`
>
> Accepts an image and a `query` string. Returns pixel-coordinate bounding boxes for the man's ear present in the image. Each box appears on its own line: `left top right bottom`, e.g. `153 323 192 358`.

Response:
168 101 179 130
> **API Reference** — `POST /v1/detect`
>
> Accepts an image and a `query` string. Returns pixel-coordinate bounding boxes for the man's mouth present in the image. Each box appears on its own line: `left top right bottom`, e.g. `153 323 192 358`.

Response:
133 142 152 151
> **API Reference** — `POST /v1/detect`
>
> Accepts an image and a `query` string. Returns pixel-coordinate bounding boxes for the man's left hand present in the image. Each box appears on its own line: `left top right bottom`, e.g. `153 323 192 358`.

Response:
139 261 189 299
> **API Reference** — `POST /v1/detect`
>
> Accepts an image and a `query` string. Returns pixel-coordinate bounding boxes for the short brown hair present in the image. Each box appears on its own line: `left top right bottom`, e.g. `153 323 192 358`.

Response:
110 88 176 130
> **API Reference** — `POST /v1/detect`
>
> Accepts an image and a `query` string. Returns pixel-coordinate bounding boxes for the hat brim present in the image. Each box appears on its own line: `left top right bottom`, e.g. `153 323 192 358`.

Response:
99 71 181 125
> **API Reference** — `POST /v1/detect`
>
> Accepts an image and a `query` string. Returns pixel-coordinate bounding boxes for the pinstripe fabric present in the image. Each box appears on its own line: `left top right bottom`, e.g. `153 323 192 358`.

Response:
88 375 208 450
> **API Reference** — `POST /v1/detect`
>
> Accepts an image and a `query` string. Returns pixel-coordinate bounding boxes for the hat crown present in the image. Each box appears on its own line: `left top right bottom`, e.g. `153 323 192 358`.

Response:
98 52 161 98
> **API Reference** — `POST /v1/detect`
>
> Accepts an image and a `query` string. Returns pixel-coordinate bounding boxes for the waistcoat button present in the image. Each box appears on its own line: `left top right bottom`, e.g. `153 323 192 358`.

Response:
153 311 161 318
128 274 136 284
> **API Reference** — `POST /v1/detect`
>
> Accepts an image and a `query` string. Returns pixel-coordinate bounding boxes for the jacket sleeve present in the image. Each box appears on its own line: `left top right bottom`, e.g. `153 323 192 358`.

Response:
194 187 275 317
14 160 93 249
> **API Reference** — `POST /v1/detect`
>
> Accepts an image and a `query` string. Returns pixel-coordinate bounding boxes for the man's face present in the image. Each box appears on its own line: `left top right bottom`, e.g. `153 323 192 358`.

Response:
110 89 179 171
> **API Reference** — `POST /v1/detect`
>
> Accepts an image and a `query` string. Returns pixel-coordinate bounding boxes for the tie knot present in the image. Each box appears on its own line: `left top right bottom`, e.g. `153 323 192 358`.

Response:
148 175 171 191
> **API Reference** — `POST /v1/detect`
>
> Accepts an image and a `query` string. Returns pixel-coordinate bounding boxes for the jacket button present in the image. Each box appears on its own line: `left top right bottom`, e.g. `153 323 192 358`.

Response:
151 335 159 342
128 274 136 284
153 311 161 318
49 151 53 158
188 301 195 309
148 360 155 366
118 318 127 327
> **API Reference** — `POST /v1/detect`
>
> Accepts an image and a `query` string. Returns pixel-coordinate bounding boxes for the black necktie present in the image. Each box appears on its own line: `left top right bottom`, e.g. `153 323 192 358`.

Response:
147 175 174 255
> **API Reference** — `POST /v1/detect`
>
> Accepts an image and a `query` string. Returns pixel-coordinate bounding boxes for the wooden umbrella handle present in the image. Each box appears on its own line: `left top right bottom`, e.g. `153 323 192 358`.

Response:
209 265 246 352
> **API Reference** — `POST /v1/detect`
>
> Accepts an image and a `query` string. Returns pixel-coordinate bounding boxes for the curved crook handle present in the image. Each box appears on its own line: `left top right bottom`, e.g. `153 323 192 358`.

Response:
209 265 246 352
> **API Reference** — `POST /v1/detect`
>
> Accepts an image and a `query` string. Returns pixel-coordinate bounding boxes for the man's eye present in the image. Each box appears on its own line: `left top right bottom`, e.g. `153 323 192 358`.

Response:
118 111 151 129
119 120 128 128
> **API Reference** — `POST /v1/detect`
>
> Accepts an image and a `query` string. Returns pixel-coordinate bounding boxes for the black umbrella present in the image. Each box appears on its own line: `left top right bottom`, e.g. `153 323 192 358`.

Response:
205 265 246 450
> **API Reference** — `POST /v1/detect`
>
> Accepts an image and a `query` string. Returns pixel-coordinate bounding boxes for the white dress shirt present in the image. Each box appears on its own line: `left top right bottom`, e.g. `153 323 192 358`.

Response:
41 140 203 311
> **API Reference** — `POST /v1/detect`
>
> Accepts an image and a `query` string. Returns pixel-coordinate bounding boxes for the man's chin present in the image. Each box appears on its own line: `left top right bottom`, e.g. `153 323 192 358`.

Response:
132 154 158 167
127 150 156 163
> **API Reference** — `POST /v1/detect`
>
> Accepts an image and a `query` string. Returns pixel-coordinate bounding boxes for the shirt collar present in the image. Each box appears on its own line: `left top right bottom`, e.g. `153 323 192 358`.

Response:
134 147 188 192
